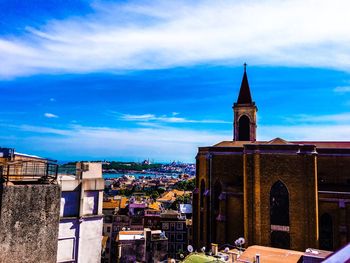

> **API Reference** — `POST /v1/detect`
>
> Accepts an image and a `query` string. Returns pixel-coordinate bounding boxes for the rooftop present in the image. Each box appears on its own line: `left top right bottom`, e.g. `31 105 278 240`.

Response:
213 138 350 149
182 253 226 263
237 245 304 263
0 148 57 184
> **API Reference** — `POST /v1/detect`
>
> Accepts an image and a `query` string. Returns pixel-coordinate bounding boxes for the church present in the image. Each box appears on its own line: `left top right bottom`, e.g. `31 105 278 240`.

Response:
193 65 350 252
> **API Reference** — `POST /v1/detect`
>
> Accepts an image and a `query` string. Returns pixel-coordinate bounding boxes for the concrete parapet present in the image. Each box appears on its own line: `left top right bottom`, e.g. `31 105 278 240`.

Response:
0 184 61 263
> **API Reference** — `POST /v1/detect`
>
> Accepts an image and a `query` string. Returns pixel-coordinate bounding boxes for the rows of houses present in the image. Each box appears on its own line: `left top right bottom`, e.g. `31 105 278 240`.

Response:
102 189 193 262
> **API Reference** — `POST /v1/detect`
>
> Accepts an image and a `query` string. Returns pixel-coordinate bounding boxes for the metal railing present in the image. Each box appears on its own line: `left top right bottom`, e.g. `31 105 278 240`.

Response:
0 160 58 183
57 164 77 176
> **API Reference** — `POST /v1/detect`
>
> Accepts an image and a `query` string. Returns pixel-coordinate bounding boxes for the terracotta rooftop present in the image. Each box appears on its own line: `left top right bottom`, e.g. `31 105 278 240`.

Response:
148 201 162 211
237 245 304 263
103 196 128 209
292 141 350 148
213 141 257 147
157 189 191 202
213 139 350 149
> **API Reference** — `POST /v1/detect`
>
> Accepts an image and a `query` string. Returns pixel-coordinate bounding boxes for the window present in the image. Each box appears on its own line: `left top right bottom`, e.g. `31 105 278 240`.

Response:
319 213 333 251
83 191 99 215
105 216 112 223
213 181 222 213
107 227 111 233
176 234 183 241
270 181 290 249
270 181 289 226
177 223 183 230
162 223 169 230
271 231 290 249
200 180 205 208
176 244 183 252
170 223 175 231
61 191 80 217
238 115 250 141
57 238 75 262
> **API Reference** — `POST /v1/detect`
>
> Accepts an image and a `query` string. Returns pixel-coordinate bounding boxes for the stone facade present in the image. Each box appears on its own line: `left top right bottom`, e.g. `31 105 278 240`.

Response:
193 69 350 252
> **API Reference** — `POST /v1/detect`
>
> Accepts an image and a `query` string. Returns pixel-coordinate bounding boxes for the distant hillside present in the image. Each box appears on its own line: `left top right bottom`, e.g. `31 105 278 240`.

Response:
103 161 162 171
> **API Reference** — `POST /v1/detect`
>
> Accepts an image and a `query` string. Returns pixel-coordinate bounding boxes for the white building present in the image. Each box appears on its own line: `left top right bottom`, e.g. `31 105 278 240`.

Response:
57 162 104 263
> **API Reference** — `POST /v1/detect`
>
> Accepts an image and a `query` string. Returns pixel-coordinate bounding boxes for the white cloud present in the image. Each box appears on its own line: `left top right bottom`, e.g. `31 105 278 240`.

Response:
334 86 350 93
44 113 59 118
283 112 350 124
2 0 350 78
120 113 230 124
19 124 69 135
259 124 350 141
8 121 350 161
12 123 230 162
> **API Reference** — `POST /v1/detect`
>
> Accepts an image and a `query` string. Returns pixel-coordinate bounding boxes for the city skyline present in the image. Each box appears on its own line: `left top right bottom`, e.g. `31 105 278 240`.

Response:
1 0 350 162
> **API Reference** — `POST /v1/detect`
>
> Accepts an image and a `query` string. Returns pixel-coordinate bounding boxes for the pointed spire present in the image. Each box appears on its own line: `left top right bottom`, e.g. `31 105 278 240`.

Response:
237 63 253 104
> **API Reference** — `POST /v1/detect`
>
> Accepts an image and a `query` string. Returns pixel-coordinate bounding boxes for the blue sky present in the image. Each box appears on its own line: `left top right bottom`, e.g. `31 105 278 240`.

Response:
1 0 350 162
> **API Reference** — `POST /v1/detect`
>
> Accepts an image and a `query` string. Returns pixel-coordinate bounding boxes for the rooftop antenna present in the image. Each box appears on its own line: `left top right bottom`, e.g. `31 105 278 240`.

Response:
244 62 247 72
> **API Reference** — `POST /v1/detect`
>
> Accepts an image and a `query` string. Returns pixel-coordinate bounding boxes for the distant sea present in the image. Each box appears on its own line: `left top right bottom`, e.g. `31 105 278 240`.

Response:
103 172 179 179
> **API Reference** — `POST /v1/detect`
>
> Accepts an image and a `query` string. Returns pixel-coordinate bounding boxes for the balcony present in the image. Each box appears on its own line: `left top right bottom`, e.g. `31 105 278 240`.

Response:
0 160 58 184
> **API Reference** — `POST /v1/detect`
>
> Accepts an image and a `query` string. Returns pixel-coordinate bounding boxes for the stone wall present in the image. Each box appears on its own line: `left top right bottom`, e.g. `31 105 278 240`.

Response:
0 184 60 263
244 148 318 251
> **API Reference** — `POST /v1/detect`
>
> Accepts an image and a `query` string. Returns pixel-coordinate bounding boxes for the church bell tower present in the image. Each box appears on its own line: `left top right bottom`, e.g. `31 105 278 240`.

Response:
233 63 257 141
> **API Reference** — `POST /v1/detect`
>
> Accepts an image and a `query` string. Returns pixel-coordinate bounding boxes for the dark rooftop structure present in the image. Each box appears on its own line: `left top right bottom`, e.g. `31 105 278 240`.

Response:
0 147 57 184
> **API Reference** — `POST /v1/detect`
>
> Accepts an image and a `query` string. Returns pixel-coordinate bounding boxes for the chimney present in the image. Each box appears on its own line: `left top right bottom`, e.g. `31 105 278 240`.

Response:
211 243 218 256
255 254 260 263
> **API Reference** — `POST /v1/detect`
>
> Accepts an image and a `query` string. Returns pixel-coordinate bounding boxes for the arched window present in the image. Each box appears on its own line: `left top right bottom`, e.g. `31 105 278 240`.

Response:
270 181 290 249
213 180 222 213
200 180 205 241
271 231 290 249
270 181 289 226
212 180 222 244
238 115 250 141
200 180 205 208
319 213 333 251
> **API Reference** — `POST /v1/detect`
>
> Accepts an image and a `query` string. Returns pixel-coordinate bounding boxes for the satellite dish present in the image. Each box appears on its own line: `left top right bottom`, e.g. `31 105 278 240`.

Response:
235 237 245 246
201 247 206 253
224 247 229 253
238 237 245 245
187 245 194 253
170 259 176 263
160 231 166 239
